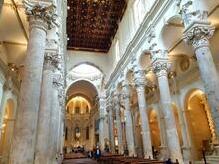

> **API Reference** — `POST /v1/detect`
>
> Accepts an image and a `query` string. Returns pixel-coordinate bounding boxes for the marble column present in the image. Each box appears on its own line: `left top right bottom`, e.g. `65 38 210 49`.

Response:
10 1 56 163
113 93 124 154
182 8 219 137
107 100 115 152
151 50 183 163
99 95 106 151
134 69 153 159
122 82 136 156
34 50 58 164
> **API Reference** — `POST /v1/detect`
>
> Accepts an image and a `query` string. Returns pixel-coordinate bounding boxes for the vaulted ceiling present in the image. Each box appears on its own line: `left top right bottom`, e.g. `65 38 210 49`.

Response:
67 0 127 53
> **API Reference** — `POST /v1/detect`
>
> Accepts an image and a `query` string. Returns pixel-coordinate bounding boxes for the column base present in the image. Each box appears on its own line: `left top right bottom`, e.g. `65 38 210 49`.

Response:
158 146 169 160
213 145 219 155
182 146 192 164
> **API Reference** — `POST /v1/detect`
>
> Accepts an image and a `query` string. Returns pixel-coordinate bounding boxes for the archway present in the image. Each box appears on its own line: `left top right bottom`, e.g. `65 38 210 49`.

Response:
65 79 99 154
185 89 215 160
0 99 15 163
148 108 161 158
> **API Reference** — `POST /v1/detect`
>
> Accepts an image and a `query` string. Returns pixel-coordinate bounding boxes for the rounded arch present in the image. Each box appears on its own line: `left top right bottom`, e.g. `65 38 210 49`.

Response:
66 78 99 95
159 14 184 50
136 50 151 70
66 93 93 106
68 61 105 75
184 88 215 160
184 88 205 109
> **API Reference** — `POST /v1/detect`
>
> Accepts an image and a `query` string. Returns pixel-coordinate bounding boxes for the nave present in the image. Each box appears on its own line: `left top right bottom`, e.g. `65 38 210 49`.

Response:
1 0 219 164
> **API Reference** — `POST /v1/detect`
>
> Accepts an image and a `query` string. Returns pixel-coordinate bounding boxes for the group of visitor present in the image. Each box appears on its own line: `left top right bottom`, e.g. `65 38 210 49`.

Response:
87 146 101 160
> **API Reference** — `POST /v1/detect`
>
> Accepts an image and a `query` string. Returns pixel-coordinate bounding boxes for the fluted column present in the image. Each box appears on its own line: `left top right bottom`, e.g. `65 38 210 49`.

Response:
182 4 219 137
151 50 183 163
34 50 59 164
134 69 153 159
113 93 124 154
122 82 136 156
107 99 115 152
99 94 106 151
10 1 56 163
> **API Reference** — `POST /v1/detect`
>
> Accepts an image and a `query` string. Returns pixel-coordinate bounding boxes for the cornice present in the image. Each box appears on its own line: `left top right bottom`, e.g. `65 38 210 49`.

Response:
105 0 174 90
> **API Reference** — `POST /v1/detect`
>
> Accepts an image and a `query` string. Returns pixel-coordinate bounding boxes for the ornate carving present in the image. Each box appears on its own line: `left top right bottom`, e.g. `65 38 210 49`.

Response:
183 25 215 50
53 73 64 89
23 0 57 30
122 82 130 100
44 51 61 70
151 50 170 77
134 68 146 91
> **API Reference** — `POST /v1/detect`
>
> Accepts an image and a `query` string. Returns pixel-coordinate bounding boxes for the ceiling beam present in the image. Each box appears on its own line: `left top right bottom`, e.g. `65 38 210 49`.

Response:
10 0 28 42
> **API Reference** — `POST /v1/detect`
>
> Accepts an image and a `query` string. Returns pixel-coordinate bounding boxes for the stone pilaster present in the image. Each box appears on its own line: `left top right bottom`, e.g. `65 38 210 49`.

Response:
121 81 136 156
48 71 64 163
9 1 56 163
99 94 106 151
34 50 59 164
107 98 115 152
134 68 153 159
182 3 219 138
151 50 183 163
113 92 124 154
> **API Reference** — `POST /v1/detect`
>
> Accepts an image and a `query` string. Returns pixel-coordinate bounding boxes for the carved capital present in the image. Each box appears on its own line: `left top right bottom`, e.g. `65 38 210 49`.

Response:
151 50 169 77
23 0 57 30
183 24 214 50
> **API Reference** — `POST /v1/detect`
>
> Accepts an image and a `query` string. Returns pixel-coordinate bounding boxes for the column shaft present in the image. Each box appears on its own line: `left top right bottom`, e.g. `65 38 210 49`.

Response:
136 87 153 158
108 108 115 152
10 18 48 163
114 96 123 154
156 70 183 162
122 84 136 156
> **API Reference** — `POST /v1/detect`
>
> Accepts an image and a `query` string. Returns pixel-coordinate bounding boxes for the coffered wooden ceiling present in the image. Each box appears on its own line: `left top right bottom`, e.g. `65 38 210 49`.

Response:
67 0 127 53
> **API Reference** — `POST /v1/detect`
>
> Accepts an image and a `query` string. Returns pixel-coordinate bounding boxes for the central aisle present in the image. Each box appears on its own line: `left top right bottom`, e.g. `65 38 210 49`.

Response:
62 153 97 164
62 158 98 164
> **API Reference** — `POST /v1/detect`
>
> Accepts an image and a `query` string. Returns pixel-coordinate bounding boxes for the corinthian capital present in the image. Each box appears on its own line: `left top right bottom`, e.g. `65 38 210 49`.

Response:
151 50 170 77
183 24 215 50
23 0 57 29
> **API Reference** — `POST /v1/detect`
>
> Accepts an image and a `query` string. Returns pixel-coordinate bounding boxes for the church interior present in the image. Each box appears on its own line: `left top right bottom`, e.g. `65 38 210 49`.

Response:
0 0 219 164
